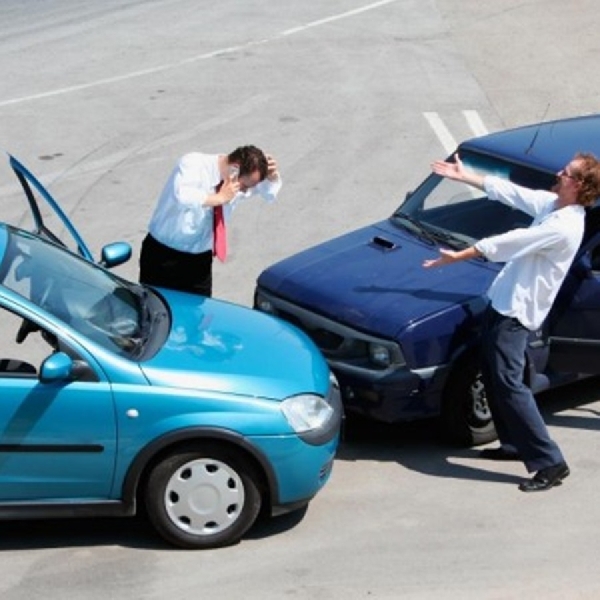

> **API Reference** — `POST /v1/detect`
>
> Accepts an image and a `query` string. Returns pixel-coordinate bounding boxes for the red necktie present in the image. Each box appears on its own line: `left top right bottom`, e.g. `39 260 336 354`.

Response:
213 181 227 262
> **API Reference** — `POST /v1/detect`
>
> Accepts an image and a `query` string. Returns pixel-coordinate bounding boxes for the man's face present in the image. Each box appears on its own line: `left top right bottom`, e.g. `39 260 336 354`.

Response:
239 169 262 192
552 159 581 195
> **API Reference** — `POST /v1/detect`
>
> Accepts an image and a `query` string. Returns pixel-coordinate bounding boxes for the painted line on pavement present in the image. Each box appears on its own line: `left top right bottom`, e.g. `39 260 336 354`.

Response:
423 112 458 155
0 0 399 108
463 110 488 137
424 110 489 154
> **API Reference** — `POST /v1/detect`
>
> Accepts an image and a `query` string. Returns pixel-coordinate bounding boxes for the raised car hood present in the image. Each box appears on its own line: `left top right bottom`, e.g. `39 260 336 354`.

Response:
258 220 498 339
140 292 330 399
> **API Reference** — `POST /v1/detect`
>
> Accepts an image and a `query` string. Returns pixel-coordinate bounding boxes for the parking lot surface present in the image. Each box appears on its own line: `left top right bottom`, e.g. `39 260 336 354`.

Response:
1 1 600 598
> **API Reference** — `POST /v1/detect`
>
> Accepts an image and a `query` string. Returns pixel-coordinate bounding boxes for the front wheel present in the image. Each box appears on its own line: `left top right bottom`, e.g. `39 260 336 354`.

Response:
144 444 262 549
439 359 497 447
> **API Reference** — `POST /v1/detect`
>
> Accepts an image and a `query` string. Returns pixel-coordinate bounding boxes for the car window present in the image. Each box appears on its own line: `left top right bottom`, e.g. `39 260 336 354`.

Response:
0 228 152 358
394 151 565 244
0 305 57 377
10 158 92 259
413 176 533 241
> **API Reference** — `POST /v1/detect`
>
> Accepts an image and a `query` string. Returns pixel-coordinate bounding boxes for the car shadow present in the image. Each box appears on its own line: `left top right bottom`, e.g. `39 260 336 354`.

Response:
0 514 166 551
0 378 596 551
245 505 309 541
336 375 600 485
0 506 309 551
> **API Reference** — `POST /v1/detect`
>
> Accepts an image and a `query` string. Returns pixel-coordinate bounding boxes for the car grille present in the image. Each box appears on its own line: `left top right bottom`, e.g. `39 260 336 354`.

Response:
277 308 345 351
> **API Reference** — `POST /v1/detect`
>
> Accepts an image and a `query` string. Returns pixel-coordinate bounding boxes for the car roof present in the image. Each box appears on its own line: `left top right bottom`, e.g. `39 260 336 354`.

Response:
459 114 600 175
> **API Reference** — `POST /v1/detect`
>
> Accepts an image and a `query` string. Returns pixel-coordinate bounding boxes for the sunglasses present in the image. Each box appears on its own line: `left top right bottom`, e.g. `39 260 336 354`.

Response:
557 169 579 181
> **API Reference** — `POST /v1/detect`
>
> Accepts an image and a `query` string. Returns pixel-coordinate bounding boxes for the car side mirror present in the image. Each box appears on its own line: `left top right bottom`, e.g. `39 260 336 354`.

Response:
100 242 132 269
39 352 73 383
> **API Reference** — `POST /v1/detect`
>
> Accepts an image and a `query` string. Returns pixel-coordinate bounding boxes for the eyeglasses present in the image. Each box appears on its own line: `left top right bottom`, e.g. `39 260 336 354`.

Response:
557 169 579 181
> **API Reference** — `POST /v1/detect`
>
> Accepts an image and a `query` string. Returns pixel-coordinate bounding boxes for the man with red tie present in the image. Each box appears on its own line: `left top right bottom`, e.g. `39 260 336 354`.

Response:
139 145 281 297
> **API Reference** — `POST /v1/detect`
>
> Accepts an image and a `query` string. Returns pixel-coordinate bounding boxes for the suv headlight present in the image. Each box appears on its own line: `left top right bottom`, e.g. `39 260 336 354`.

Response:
281 394 334 433
254 291 276 314
368 342 392 368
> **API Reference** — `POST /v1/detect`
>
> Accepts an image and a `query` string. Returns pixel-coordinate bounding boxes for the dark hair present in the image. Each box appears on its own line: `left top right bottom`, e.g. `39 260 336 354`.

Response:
573 152 600 207
228 146 268 180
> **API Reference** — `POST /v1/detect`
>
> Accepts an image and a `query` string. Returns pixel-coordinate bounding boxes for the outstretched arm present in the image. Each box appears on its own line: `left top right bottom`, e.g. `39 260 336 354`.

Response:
423 246 482 268
432 154 485 190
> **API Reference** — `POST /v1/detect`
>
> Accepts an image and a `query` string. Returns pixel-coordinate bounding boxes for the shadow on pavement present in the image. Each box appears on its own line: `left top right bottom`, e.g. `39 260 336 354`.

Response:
335 375 600 485
0 514 164 551
0 507 310 552
0 378 597 551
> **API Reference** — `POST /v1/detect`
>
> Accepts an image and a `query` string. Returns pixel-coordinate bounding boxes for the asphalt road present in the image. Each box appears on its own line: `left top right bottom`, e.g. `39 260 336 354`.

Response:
1 1 600 598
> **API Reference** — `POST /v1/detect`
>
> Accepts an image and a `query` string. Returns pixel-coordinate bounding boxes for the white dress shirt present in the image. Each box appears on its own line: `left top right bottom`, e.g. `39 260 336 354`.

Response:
475 176 585 330
148 152 282 253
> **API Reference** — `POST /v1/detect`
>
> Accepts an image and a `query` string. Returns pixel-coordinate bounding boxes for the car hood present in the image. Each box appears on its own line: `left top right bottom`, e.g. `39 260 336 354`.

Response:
140 291 330 399
257 220 498 339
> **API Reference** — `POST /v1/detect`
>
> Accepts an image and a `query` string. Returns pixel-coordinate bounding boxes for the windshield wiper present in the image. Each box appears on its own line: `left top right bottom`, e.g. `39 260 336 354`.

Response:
392 213 475 250
423 227 472 250
391 213 437 245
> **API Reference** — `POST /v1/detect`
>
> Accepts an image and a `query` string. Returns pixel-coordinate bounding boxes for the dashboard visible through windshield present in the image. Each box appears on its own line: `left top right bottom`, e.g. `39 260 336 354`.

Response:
393 151 557 247
0 228 168 359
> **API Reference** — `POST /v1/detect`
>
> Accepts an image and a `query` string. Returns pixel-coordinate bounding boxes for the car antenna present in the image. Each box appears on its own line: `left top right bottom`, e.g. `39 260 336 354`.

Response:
525 103 551 155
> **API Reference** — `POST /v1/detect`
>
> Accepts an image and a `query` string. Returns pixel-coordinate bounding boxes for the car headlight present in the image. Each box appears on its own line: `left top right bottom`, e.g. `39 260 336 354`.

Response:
281 394 334 433
254 291 276 314
368 342 392 368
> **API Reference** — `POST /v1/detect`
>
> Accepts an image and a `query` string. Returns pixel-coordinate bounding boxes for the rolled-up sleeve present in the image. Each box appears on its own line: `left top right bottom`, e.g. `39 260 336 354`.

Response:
255 175 283 203
475 215 567 263
484 176 556 217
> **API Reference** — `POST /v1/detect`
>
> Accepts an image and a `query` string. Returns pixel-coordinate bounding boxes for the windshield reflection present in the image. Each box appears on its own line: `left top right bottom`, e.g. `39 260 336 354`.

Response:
392 152 557 244
0 228 151 357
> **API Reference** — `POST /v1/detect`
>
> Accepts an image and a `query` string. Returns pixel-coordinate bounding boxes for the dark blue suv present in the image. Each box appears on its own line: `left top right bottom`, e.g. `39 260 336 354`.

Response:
254 115 600 446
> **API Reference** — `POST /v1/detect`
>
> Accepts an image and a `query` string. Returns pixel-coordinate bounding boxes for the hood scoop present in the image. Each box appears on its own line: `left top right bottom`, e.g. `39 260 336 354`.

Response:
370 235 400 252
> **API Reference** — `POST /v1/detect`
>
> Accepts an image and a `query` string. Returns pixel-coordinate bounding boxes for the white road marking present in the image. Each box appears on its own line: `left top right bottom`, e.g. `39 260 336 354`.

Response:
424 110 489 154
0 0 399 108
463 109 488 137
423 112 458 155
281 0 398 35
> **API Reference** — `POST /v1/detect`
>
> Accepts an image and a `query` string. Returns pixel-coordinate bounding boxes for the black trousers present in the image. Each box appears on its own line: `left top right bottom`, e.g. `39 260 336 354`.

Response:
480 306 564 472
139 234 213 297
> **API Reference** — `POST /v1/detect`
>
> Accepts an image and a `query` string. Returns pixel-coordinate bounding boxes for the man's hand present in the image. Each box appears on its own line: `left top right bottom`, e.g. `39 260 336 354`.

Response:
423 248 461 268
217 177 240 203
431 154 467 180
266 154 280 181
431 153 485 189
423 245 482 268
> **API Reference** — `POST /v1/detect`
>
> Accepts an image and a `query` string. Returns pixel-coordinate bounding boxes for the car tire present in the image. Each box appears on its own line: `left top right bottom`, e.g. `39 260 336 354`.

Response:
144 443 262 549
440 358 497 447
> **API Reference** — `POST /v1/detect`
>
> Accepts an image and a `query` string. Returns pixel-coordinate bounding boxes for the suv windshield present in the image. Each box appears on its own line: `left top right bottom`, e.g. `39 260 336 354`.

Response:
0 228 163 358
393 151 557 247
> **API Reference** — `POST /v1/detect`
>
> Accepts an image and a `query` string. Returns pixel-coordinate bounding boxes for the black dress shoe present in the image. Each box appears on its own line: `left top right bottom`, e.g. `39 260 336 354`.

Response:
479 446 521 461
518 462 570 492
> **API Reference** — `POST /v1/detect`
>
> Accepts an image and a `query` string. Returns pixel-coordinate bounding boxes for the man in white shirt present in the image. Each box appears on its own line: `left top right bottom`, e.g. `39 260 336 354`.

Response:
139 145 282 297
424 152 600 492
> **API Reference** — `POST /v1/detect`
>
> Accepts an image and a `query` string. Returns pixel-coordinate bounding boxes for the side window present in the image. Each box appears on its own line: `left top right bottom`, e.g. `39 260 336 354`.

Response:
0 306 54 377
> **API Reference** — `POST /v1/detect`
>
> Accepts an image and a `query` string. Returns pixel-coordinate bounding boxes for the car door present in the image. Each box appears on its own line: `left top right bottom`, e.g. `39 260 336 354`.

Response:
10 155 95 261
547 225 600 375
0 300 117 501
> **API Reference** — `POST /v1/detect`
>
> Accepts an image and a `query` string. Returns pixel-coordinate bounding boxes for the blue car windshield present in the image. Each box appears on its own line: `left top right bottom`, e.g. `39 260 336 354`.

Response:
0 228 153 358
393 151 557 247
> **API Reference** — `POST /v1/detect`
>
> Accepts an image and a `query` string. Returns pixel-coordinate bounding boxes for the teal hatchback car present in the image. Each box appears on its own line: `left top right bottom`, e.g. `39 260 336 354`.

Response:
0 156 342 549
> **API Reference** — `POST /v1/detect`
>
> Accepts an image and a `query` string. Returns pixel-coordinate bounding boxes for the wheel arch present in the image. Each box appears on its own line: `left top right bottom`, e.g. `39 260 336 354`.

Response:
439 338 536 447
444 338 535 388
121 427 278 514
